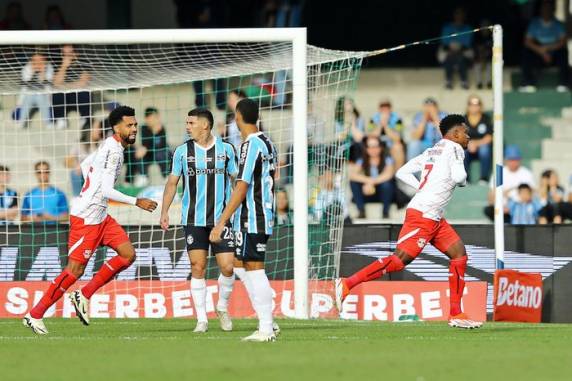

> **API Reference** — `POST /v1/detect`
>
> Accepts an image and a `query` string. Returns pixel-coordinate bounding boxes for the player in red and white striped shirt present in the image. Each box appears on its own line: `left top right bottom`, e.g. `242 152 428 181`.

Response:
336 114 482 329
23 106 157 335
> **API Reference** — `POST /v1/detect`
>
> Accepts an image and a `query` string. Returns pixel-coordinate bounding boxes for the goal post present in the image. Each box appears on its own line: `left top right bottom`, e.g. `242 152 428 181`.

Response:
492 25 504 270
0 28 364 320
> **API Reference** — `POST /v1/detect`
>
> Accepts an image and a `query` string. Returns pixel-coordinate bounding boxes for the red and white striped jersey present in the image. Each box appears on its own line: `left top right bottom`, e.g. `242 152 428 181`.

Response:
396 138 467 221
71 135 136 225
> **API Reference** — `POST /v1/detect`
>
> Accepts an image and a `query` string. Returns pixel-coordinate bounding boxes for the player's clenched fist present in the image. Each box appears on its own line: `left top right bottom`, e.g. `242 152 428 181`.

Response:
160 213 169 231
136 198 157 212
209 224 224 243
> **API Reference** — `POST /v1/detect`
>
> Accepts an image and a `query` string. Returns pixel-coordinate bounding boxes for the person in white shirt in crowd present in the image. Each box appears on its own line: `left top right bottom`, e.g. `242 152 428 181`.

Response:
484 144 535 221
16 51 54 129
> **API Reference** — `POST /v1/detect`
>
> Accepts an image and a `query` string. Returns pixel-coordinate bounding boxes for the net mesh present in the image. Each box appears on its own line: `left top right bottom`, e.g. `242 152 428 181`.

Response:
0 39 365 318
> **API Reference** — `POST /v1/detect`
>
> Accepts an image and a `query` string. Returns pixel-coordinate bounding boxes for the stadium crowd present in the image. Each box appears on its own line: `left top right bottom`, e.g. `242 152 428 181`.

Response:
0 0 571 226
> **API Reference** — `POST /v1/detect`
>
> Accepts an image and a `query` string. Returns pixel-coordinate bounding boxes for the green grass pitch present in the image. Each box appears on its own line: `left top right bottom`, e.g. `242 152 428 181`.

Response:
1 319 571 381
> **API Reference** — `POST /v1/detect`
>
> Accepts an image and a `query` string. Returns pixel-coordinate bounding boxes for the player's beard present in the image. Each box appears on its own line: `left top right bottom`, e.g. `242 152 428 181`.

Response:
123 134 136 145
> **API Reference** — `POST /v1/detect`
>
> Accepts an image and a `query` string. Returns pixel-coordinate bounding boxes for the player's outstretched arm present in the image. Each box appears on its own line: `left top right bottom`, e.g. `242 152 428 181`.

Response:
100 165 157 211
160 175 180 230
209 180 249 243
136 198 158 212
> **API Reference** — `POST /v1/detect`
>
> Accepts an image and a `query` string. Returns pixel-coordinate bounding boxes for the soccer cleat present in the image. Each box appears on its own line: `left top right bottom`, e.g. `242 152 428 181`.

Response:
242 330 276 342
216 309 233 332
193 321 208 333
22 313 48 335
70 290 90 326
448 313 483 329
272 321 281 336
334 278 349 312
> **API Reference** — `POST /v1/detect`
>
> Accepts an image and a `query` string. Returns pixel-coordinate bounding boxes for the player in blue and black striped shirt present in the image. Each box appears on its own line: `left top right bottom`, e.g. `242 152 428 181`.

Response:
210 98 278 342
160 108 238 333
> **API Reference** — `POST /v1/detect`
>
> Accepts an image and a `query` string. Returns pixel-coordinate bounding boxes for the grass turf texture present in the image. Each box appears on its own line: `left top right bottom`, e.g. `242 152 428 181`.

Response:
1 319 571 381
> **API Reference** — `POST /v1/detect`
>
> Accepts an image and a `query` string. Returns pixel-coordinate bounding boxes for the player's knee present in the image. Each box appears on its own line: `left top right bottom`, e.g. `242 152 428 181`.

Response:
124 250 136 264
393 250 413 267
390 254 406 271
220 263 234 277
191 263 206 278
66 262 86 278
446 240 466 259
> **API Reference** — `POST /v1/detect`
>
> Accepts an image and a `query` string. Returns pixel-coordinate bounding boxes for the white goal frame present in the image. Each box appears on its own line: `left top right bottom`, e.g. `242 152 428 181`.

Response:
0 28 310 319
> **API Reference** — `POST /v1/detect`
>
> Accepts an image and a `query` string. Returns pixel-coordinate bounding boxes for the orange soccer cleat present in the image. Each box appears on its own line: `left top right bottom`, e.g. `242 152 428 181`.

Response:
448 313 483 329
334 278 350 312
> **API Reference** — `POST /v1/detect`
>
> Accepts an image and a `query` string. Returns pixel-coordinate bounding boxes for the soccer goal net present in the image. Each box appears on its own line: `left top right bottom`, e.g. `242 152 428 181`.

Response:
0 29 367 319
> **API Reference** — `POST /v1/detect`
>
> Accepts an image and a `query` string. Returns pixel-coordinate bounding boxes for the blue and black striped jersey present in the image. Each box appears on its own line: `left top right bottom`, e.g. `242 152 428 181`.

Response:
171 136 238 227
234 132 277 235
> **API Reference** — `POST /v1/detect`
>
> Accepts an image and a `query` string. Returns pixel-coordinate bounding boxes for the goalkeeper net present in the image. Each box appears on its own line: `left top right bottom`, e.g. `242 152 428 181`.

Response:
0 29 366 319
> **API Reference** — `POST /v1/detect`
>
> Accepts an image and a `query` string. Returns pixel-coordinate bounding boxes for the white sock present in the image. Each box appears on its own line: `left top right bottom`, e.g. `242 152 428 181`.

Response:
234 267 256 313
216 273 235 312
191 277 207 323
246 269 274 335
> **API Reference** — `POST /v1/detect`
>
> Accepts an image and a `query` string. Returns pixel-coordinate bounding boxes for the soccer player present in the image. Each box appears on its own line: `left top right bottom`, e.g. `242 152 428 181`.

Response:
23 106 158 335
335 114 483 329
210 98 278 342
160 108 238 333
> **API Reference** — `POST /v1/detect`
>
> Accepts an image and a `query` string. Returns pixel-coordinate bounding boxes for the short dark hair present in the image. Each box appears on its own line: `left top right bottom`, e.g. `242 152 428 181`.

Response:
236 98 259 125
109 106 135 128
230 89 247 99
144 107 158 117
34 161 50 171
439 114 466 136
188 108 214 129
0 164 9 172
518 183 532 192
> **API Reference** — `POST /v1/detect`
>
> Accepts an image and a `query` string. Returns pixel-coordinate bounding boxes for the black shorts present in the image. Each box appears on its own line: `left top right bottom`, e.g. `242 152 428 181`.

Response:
184 225 235 254
234 231 270 262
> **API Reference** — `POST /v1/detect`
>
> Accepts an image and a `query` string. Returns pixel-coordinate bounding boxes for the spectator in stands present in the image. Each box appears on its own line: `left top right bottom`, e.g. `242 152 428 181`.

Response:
174 0 227 110
474 20 493 89
310 168 350 224
275 188 292 226
349 136 395 219
44 5 71 30
21 161 68 223
408 98 447 160
335 97 365 161
484 145 535 221
555 179 572 222
438 7 473 89
371 99 405 168
16 51 54 129
509 184 542 224
464 95 493 184
0 2 29 30
520 0 569 92
65 119 104 196
538 169 565 224
219 89 247 150
139 107 171 186
52 45 92 130
0 165 18 225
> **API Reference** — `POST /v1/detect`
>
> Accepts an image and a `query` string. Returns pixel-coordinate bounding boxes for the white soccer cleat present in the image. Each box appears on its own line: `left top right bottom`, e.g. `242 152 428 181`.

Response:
216 309 233 332
193 321 209 333
272 321 281 336
448 313 483 329
70 290 90 326
334 278 349 312
22 313 48 335
242 330 276 342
